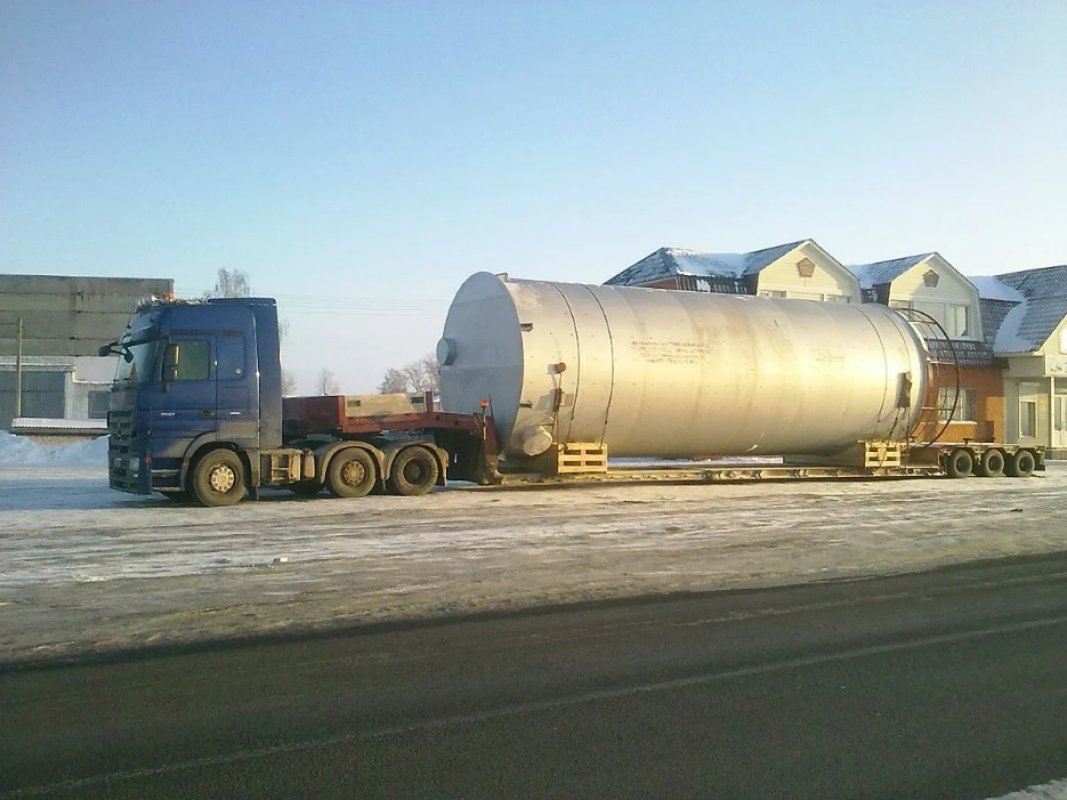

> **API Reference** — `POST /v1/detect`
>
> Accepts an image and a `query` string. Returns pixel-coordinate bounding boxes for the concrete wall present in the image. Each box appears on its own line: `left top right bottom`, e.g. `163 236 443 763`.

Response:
0 275 173 358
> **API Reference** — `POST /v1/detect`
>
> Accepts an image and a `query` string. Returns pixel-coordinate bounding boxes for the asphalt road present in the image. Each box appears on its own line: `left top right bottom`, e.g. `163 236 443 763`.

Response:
2 552 1066 800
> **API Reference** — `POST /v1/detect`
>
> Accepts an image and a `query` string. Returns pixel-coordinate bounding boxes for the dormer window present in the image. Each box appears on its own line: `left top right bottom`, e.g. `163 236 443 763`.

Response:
796 258 816 278
923 270 940 287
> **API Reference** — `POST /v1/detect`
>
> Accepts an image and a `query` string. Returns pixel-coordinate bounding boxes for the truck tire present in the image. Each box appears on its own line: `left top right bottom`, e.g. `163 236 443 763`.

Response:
976 449 1005 478
387 446 439 496
191 450 246 507
1006 450 1036 478
945 448 973 479
326 448 376 498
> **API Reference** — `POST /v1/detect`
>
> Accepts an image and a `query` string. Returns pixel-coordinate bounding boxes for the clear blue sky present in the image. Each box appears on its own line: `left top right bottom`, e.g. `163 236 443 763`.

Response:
3 1 1065 392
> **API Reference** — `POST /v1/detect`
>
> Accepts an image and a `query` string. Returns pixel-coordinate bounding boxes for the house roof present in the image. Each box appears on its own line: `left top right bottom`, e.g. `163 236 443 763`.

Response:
604 240 808 286
847 254 932 289
988 265 1067 354
968 276 1024 303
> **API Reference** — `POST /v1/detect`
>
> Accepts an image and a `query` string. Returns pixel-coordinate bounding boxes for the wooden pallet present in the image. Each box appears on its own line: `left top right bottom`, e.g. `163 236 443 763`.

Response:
863 441 902 468
555 442 609 475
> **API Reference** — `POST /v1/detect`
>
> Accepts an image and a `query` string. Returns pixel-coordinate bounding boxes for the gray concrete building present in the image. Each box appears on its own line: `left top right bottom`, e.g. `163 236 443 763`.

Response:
1 274 173 429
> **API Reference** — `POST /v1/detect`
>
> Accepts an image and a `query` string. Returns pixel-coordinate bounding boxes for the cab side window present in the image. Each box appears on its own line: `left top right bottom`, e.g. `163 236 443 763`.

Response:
170 340 211 381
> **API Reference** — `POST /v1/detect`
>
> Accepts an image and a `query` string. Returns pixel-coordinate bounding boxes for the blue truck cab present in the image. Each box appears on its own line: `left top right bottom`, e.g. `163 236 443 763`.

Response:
105 297 283 502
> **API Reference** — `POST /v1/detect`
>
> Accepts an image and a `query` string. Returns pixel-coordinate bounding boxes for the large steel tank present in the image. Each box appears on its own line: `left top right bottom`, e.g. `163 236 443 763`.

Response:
437 272 928 460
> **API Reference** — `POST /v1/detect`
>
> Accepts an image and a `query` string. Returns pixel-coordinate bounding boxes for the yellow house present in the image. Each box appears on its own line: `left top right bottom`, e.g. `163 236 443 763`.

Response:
973 266 1067 457
604 239 861 302
849 253 1000 442
849 253 983 339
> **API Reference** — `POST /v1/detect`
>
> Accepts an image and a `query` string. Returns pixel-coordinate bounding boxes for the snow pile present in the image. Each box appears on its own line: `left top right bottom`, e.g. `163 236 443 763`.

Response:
969 275 1024 303
0 431 109 468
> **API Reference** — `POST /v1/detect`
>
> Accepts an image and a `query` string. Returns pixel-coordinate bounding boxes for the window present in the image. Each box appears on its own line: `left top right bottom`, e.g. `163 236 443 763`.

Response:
88 390 110 419
758 290 787 298
1020 400 1037 438
168 340 211 381
937 387 976 422
947 304 970 337
795 258 816 278
889 299 912 310
1055 396 1067 432
114 340 159 386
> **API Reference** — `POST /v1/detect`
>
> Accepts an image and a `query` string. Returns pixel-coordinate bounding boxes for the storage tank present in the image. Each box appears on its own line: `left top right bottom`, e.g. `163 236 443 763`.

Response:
437 272 928 461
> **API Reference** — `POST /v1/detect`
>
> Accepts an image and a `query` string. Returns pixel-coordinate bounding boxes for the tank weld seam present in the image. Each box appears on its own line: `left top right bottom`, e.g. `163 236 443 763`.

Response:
584 285 615 445
551 283 580 445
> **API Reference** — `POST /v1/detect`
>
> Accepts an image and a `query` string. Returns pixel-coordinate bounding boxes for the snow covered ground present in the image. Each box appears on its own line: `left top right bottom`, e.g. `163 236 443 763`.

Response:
2 434 1066 665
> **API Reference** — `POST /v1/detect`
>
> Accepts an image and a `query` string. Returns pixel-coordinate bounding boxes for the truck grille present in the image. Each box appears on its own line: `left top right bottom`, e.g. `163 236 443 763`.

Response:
108 408 144 493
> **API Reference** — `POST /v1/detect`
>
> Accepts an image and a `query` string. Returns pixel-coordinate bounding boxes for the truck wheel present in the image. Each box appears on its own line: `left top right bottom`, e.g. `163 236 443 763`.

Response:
1005 450 1036 478
976 449 1005 478
945 448 973 479
326 449 376 498
387 446 439 496
191 450 246 507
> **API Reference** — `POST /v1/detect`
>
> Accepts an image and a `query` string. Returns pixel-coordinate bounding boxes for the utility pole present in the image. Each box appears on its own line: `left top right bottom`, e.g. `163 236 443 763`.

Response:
14 317 23 418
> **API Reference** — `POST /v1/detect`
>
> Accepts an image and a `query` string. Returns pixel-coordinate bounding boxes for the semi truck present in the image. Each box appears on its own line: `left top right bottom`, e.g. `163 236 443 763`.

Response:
103 296 500 506
104 278 1043 506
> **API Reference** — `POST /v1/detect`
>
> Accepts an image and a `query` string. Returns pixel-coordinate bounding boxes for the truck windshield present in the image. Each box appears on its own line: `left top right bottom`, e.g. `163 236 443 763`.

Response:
114 340 159 386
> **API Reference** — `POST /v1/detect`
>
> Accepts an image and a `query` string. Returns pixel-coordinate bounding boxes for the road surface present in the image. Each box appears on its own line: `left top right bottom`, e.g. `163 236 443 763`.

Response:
3 551 1066 799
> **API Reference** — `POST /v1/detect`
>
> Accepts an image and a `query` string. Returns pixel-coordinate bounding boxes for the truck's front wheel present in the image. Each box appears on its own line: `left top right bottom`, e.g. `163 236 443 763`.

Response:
191 450 246 507
388 446 439 496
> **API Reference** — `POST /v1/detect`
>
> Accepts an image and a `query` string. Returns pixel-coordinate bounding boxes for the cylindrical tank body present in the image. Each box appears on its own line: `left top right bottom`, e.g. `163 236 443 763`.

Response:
438 273 928 460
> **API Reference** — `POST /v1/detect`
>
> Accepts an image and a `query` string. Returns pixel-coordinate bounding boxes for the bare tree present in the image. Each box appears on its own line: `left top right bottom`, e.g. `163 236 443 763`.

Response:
280 371 298 396
378 353 439 394
205 268 252 299
378 368 408 394
317 368 339 395
277 318 297 396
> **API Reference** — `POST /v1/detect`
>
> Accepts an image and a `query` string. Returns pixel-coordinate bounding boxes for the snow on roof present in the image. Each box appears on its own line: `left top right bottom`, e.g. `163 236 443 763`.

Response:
992 265 1067 353
968 275 1024 303
992 300 1037 354
605 240 808 285
847 254 932 289
0 430 108 467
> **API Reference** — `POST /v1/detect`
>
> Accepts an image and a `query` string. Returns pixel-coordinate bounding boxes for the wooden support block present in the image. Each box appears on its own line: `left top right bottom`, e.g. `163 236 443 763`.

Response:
555 442 608 474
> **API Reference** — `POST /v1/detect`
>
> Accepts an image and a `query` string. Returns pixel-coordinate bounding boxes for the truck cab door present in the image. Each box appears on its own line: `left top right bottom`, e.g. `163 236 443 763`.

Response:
154 336 218 453
215 332 258 447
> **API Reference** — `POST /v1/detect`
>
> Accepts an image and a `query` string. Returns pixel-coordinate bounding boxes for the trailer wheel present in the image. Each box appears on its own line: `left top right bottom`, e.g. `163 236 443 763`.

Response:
387 446 439 496
976 449 1005 478
326 448 376 498
945 448 973 479
1006 450 1036 478
191 450 246 507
